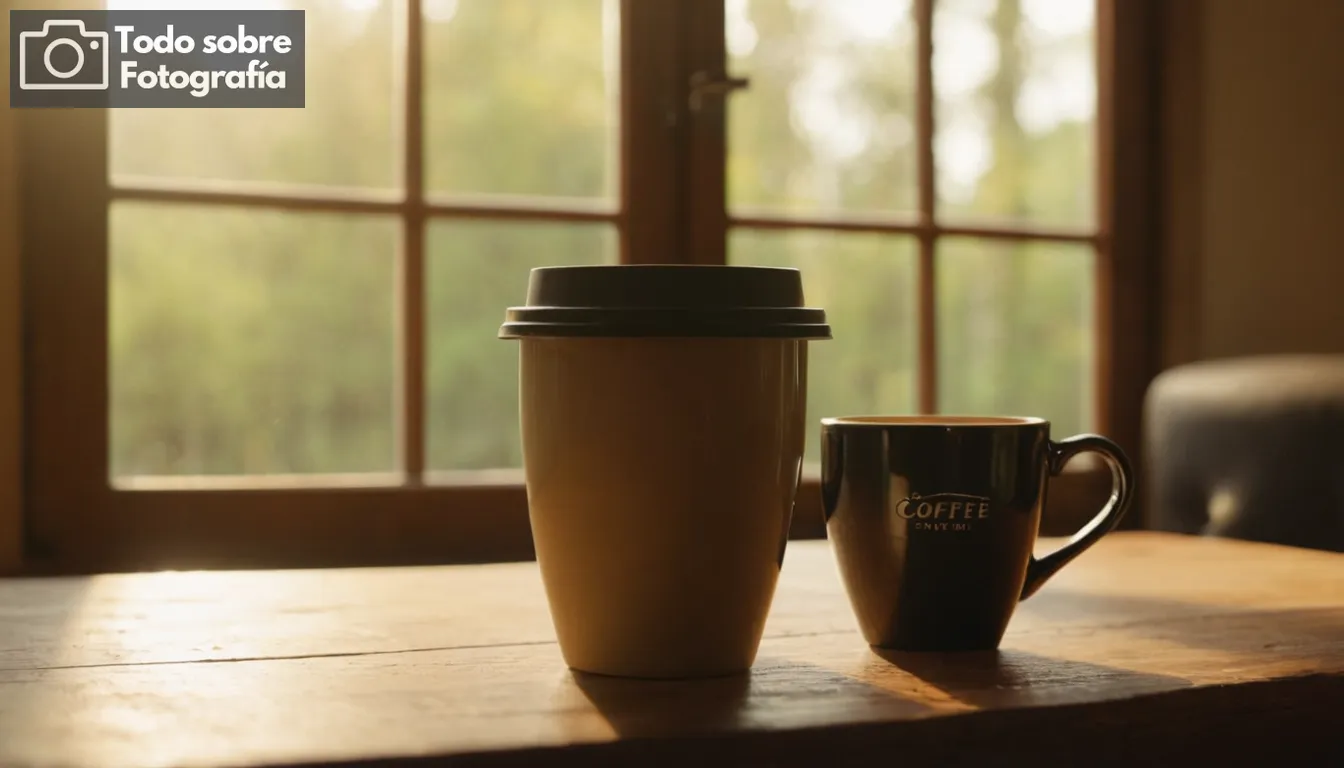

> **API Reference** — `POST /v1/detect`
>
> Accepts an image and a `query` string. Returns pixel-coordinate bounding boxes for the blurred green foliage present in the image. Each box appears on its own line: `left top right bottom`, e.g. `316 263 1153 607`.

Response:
108 0 1094 477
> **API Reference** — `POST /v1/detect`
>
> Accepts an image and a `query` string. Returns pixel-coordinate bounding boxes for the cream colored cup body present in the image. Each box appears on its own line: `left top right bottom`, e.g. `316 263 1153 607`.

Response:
520 337 808 678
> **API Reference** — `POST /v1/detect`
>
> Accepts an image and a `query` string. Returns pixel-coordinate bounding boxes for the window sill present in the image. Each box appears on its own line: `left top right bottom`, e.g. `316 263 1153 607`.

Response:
21 457 1116 575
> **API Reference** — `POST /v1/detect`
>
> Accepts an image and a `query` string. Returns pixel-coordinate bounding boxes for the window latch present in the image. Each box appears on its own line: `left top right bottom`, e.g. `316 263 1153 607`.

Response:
688 71 751 113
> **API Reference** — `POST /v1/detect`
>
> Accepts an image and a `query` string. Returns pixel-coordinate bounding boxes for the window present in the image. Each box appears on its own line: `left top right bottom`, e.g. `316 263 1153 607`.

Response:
19 0 1150 572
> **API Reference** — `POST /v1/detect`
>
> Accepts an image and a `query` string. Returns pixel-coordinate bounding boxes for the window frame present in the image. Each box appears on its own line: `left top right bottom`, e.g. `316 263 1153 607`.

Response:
15 0 1158 574
1 33 20 574
686 0 1115 412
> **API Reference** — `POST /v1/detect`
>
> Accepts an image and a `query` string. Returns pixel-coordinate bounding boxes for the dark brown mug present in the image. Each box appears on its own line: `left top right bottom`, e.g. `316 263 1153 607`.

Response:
820 416 1135 651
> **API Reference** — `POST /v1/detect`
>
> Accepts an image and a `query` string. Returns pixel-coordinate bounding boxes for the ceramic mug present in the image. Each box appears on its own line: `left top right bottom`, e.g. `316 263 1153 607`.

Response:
820 416 1134 651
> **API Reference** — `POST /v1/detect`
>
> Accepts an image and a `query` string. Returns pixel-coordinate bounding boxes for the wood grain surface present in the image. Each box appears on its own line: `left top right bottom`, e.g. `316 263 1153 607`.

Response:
2 532 1342 767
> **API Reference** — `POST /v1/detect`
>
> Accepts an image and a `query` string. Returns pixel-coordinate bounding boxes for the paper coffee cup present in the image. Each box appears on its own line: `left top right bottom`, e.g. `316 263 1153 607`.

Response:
500 265 830 679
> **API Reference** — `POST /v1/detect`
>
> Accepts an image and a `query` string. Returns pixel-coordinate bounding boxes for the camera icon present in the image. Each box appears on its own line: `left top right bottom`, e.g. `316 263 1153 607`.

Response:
18 20 110 91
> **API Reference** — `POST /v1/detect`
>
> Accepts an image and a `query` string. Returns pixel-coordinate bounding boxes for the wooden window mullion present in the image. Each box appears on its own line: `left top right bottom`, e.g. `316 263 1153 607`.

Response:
915 0 938 415
401 0 426 483
619 0 689 264
682 0 729 265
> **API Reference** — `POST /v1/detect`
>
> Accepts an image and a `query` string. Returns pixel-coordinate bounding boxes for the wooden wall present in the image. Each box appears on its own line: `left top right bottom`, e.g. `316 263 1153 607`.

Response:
1 8 23 573
1161 0 1344 367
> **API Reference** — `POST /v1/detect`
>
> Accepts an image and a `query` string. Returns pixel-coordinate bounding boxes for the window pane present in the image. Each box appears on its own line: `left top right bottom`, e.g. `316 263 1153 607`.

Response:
109 0 399 190
727 0 918 216
933 0 1096 227
424 0 619 201
730 229 918 465
936 238 1094 436
110 202 399 478
426 220 616 471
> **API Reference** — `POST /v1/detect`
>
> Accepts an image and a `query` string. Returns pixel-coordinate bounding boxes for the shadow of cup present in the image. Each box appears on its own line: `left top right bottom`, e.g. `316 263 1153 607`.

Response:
869 647 1193 710
569 669 754 738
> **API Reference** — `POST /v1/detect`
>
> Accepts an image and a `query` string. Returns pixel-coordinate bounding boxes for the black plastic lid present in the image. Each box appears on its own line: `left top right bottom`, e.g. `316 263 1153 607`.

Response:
498 265 831 339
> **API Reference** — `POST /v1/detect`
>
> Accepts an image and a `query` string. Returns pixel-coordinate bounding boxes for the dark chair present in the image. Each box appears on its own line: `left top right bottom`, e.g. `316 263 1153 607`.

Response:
1143 354 1344 552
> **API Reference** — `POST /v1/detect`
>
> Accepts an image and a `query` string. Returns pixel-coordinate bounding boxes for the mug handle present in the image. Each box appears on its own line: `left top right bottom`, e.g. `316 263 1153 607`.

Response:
1019 434 1135 601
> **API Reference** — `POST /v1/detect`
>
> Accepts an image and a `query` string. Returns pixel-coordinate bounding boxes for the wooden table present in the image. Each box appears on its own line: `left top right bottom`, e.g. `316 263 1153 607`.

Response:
2 532 1342 767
